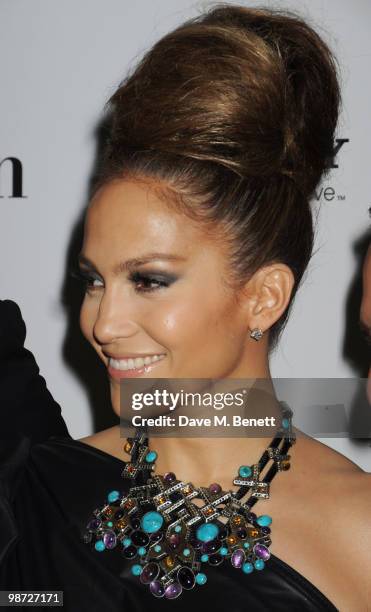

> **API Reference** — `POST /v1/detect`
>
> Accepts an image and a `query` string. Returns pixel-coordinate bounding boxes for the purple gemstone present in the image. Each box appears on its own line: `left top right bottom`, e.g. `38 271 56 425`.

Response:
150 531 163 543
209 482 222 494
201 539 220 554
140 562 160 585
208 553 223 566
164 472 176 484
177 566 195 590
253 543 271 561
169 534 181 549
164 582 182 599
131 530 149 547
247 512 257 523
87 518 101 531
149 580 165 598
237 528 247 539
122 545 136 559
131 517 141 529
231 548 245 569
103 530 117 550
261 526 271 535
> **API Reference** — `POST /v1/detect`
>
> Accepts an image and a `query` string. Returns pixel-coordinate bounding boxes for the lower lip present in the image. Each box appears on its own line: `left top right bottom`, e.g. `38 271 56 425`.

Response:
108 356 166 380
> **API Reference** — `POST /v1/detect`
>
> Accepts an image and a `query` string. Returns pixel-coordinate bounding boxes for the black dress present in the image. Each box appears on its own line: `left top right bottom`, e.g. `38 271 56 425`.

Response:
0 300 339 611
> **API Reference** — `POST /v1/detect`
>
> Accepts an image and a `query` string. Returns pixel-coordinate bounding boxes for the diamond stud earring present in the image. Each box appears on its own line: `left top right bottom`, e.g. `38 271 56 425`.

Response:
250 327 264 341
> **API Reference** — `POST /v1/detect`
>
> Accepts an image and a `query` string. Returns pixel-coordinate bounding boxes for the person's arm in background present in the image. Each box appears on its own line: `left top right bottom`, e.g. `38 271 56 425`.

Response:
0 299 70 444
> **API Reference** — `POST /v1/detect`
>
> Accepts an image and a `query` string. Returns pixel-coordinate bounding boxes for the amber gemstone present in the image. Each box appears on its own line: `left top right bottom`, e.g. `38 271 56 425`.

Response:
227 535 237 545
204 507 214 516
165 556 175 568
103 507 114 518
158 496 166 505
249 528 259 537
232 515 243 526
124 500 135 509
124 442 132 453
116 518 128 529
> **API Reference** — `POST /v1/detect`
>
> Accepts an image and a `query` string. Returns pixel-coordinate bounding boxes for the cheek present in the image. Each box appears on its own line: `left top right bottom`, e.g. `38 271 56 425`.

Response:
149 292 238 347
79 297 96 343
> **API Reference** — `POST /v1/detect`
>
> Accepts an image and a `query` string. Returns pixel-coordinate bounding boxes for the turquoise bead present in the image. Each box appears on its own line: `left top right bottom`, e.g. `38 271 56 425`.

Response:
243 542 250 549
201 554 209 562
145 450 158 463
123 538 132 547
196 522 219 543
256 515 272 527
94 540 105 552
220 547 228 556
282 418 289 429
154 544 162 553
106 521 113 527
175 525 182 533
141 511 164 533
131 564 143 576
107 490 120 503
195 572 207 585
183 548 191 556
254 559 265 570
138 547 146 556
242 562 253 574
238 465 252 478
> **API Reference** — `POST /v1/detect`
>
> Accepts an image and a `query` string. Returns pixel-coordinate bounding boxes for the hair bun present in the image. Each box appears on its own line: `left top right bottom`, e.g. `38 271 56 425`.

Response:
107 6 340 198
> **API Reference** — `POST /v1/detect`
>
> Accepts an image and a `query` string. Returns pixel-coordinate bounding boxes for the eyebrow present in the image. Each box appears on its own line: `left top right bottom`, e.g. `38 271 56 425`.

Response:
77 252 187 274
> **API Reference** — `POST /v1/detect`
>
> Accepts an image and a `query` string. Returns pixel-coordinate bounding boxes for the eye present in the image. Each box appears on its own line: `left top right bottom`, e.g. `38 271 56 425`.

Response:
129 271 170 293
69 268 104 293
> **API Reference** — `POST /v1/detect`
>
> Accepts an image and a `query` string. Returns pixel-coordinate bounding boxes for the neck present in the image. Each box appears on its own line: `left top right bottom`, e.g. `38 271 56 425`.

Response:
146 380 283 490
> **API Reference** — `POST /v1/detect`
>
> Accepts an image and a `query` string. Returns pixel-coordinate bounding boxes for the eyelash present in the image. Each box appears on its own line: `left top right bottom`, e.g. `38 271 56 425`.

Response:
69 269 170 294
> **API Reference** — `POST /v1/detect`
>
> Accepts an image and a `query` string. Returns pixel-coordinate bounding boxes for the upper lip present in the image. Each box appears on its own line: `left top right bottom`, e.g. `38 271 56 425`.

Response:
103 351 166 360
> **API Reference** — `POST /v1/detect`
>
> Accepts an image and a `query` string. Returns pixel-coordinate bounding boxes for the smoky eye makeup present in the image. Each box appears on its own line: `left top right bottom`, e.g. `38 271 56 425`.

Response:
69 266 103 291
127 270 178 293
69 264 179 294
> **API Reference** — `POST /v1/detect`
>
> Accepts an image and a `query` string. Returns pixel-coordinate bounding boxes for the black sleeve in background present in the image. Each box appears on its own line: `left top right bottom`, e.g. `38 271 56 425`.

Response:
0 299 71 444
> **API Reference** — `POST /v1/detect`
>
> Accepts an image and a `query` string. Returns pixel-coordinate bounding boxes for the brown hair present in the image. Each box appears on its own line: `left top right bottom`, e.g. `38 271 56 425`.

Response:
93 4 340 350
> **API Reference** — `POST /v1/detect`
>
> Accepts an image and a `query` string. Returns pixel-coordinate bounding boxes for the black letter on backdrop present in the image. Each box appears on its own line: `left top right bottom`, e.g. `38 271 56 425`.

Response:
0 157 27 198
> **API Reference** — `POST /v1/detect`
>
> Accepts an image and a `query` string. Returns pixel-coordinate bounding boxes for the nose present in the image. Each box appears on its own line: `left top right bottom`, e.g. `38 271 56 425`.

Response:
93 287 139 345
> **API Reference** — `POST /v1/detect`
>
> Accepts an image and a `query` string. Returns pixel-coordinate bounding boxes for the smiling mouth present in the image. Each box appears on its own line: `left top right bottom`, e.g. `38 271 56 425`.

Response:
107 354 166 379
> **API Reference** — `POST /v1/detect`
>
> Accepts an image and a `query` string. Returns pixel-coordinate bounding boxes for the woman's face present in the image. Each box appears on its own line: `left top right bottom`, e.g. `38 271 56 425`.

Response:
79 178 261 416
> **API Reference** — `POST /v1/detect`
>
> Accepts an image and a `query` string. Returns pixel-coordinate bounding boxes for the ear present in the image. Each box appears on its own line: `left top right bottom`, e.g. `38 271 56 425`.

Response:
238 263 295 333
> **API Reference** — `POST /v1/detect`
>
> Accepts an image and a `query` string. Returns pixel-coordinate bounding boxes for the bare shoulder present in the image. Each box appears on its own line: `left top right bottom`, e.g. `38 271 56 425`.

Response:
276 433 371 608
296 433 371 599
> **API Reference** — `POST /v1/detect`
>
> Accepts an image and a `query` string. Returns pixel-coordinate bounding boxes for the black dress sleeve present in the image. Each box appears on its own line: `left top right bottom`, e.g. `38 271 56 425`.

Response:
0 299 70 444
0 299 71 571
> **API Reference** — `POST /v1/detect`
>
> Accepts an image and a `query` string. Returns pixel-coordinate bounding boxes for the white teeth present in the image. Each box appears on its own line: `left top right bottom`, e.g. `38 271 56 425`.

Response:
109 354 165 371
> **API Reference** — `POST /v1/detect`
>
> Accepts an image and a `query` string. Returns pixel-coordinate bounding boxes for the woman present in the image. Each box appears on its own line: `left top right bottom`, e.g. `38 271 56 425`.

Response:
1 5 370 611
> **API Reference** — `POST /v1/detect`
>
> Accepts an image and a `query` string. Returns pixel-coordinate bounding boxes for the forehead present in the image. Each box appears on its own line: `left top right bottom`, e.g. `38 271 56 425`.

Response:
83 178 222 260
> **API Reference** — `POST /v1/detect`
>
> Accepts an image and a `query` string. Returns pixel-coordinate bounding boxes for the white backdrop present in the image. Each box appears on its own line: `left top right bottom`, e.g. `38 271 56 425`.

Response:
1 0 370 469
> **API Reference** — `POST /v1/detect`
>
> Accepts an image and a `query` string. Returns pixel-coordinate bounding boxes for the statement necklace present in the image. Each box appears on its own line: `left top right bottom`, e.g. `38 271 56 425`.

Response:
83 401 296 600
